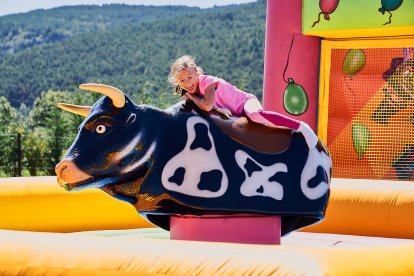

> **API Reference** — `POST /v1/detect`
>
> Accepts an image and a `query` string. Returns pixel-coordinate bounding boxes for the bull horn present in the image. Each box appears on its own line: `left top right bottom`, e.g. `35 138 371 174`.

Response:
79 83 125 108
57 103 91 117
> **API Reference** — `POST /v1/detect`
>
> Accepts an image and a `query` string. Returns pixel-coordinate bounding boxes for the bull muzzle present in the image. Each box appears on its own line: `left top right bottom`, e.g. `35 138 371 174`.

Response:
55 158 93 190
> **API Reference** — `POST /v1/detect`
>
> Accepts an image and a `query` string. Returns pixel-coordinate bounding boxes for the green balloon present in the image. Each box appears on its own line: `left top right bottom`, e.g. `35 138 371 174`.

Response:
342 49 366 76
352 123 371 160
283 78 308 115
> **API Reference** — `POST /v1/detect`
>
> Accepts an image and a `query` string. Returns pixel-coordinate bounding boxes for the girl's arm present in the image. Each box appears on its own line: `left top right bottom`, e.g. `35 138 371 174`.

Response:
184 83 215 111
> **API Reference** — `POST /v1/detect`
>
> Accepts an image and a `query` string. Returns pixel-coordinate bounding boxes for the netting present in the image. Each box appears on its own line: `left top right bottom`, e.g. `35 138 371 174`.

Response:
327 47 414 180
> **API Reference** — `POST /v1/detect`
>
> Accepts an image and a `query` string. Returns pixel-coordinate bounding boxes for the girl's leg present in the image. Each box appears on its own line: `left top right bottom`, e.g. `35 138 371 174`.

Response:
243 98 300 129
243 98 318 148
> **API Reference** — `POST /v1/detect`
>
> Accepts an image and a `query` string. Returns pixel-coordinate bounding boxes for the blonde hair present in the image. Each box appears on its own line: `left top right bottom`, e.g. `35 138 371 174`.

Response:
168 55 204 95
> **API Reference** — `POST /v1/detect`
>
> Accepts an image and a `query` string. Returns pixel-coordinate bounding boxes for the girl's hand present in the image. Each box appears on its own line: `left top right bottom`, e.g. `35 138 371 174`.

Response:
183 84 215 112
214 107 232 119
181 93 190 101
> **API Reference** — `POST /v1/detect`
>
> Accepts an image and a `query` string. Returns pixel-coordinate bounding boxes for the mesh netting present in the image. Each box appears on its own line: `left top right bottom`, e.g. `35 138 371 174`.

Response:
327 47 414 180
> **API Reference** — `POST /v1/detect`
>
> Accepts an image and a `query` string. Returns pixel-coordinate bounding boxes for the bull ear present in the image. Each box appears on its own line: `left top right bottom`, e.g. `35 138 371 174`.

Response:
57 103 91 117
79 83 125 108
126 113 136 126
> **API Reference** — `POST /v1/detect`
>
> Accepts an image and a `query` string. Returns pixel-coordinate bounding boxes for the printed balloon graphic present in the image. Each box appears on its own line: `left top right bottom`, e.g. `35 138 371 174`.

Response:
342 49 366 116
378 0 403 25
342 49 366 77
283 78 309 115
312 0 340 28
352 123 371 160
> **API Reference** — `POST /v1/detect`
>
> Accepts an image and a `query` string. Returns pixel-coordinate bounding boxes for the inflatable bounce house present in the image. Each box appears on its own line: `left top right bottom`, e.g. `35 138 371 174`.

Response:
1 0 414 274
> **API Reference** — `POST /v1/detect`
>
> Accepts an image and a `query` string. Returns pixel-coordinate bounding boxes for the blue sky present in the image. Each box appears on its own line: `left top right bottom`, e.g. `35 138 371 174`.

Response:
0 0 256 16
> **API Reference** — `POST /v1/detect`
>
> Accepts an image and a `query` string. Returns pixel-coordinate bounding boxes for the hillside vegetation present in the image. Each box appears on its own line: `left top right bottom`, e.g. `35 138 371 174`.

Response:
0 5 202 57
0 0 265 108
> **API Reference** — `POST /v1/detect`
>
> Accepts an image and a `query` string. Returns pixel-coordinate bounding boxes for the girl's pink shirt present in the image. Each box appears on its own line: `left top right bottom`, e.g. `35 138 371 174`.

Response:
198 74 256 116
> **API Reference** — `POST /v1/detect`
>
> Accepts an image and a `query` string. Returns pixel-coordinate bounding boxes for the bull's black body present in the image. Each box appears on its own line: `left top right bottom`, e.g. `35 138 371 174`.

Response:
61 95 332 236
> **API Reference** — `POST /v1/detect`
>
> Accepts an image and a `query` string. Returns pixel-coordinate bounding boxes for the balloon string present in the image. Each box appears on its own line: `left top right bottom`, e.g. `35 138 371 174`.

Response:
282 34 296 84
344 75 357 120
311 12 323 28
383 11 392 25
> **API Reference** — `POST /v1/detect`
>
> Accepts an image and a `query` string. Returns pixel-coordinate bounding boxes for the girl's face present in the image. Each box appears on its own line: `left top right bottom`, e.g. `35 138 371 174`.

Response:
176 67 199 94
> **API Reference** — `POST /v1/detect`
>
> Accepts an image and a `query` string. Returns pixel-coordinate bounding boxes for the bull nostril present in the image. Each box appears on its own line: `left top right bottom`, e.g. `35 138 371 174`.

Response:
55 163 67 177
55 159 73 178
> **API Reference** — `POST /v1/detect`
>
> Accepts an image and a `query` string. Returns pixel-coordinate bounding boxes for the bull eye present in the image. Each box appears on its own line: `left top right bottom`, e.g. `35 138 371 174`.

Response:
95 124 107 134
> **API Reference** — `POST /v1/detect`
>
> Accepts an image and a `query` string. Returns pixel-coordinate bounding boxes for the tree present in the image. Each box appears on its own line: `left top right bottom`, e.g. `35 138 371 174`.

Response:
134 81 154 105
29 90 76 175
157 90 177 109
22 128 48 176
0 96 18 176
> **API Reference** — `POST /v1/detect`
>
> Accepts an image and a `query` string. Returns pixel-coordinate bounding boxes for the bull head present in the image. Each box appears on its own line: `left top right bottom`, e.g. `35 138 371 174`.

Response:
55 83 148 195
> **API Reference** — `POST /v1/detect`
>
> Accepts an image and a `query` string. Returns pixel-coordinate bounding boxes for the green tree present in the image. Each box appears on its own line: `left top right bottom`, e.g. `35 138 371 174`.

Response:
157 90 177 109
0 96 17 131
134 81 154 105
29 91 76 175
0 96 18 176
22 128 48 176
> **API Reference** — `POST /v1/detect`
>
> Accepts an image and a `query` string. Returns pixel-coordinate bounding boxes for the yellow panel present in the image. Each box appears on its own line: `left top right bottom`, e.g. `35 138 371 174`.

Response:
320 36 414 49
304 26 414 39
317 40 331 143
303 179 414 239
0 176 154 232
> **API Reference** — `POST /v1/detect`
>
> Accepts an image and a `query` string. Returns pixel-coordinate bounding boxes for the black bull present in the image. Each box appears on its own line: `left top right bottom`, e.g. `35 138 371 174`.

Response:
56 84 332 235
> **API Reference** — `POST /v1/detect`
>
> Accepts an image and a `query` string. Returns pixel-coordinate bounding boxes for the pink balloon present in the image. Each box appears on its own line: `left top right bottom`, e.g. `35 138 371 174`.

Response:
320 0 340 14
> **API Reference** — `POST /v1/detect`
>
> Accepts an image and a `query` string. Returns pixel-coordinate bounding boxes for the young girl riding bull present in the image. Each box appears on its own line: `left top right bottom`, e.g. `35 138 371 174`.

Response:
168 55 318 148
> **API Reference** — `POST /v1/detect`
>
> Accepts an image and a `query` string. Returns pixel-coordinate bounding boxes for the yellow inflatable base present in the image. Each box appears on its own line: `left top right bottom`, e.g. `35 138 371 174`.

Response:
1 229 414 275
303 178 414 239
1 176 414 275
0 176 154 232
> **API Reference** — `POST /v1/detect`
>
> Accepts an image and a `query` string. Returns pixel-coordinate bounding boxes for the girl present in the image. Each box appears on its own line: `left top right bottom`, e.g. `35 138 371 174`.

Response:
168 55 318 148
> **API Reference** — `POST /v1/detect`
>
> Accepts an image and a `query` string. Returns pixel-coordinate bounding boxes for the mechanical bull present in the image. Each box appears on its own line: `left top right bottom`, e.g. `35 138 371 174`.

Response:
55 83 332 235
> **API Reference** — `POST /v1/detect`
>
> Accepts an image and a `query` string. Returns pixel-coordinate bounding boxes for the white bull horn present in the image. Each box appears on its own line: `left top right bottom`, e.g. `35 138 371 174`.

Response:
57 103 91 117
79 83 125 108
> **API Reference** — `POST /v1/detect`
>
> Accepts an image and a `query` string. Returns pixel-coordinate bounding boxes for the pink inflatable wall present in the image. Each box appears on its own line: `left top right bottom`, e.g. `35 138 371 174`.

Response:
263 0 320 130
